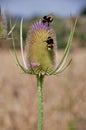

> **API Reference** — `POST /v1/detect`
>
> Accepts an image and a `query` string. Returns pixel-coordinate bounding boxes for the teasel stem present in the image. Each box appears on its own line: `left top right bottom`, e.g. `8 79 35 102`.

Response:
37 74 44 130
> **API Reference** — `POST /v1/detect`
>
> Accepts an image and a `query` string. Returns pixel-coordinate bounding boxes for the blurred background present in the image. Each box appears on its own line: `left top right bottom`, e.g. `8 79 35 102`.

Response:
0 0 86 130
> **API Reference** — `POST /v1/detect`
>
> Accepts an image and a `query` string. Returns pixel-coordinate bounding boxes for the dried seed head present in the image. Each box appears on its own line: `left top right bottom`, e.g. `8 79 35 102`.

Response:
0 7 7 38
25 21 57 75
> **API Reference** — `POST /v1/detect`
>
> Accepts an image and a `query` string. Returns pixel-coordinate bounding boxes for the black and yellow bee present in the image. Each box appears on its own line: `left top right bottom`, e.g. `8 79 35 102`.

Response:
45 36 54 50
42 15 53 26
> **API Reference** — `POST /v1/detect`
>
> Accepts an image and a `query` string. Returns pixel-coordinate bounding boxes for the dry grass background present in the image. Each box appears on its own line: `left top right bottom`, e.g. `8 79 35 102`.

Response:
0 48 86 130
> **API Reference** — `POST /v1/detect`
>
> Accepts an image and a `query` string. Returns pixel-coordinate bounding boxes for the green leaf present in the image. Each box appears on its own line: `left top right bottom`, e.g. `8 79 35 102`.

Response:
54 59 72 75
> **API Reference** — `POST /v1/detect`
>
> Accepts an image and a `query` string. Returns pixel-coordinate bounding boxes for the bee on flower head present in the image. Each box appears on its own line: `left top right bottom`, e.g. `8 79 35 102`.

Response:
45 36 54 50
41 15 53 26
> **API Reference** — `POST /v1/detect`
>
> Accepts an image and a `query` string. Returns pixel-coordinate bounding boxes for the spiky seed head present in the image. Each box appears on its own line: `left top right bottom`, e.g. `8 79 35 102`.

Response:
0 7 7 38
25 21 57 75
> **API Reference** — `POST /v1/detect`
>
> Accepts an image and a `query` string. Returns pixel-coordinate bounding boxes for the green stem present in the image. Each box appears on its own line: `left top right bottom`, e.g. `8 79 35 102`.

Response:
37 74 44 130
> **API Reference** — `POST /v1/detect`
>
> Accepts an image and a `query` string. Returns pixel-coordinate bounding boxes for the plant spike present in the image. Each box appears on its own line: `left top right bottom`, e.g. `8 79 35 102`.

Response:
50 18 77 75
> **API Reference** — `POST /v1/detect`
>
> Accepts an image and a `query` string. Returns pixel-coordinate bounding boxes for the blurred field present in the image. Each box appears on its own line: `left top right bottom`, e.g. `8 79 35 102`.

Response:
0 48 86 130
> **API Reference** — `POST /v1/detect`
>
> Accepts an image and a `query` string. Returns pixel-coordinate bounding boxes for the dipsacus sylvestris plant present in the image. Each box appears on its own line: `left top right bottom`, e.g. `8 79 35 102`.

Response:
0 6 7 39
10 16 77 130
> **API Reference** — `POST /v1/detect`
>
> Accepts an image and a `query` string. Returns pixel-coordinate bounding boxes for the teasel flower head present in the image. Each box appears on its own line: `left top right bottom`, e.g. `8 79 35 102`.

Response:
11 17 77 76
25 21 57 75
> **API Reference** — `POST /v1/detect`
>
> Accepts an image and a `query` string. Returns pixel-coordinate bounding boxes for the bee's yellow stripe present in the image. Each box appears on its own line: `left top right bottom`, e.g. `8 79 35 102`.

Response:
48 44 54 46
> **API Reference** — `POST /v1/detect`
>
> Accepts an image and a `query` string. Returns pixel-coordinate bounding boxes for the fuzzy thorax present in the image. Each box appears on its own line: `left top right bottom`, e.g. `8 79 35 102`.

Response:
25 21 57 75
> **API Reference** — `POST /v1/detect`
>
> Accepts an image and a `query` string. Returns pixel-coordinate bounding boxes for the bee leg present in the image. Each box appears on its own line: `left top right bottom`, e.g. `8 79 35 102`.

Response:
48 23 49 26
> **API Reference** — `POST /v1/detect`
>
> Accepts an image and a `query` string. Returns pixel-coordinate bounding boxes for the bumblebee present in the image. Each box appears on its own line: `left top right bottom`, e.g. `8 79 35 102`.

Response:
42 15 53 26
46 36 54 50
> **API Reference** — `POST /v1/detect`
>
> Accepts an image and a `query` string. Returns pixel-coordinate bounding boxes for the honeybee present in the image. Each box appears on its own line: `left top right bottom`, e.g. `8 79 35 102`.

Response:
42 15 53 26
45 36 54 50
